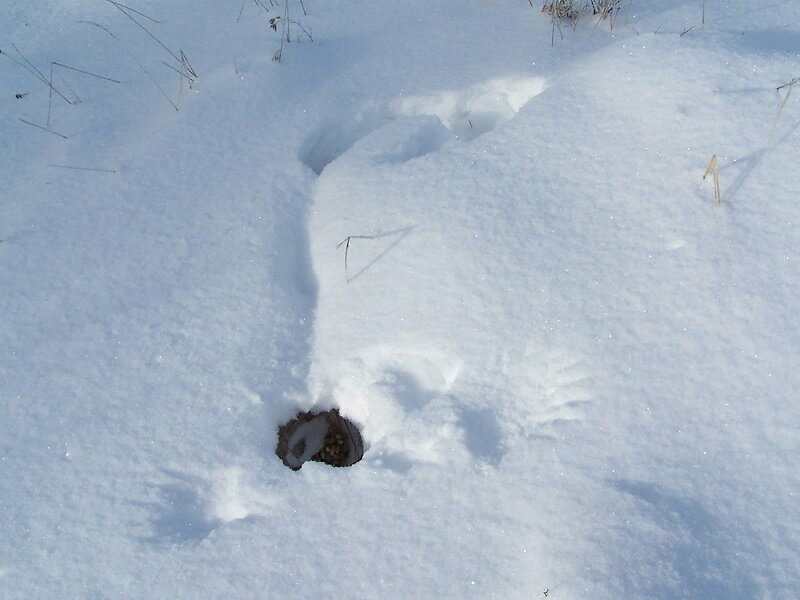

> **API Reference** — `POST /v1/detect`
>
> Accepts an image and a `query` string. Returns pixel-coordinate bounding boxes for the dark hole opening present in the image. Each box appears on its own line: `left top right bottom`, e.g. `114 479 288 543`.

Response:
276 409 364 471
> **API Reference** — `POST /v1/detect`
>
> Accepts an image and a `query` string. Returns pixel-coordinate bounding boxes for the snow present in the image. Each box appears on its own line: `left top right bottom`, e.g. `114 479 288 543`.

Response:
1 0 799 598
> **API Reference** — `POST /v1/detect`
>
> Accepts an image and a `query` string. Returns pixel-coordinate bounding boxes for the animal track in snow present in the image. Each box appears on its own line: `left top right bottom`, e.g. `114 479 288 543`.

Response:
136 468 261 544
300 76 546 174
505 348 594 437
321 346 468 470
374 351 456 411
537 354 593 424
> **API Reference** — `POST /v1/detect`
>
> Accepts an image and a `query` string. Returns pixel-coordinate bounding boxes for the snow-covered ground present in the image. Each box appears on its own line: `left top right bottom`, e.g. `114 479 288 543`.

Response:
2 1 799 598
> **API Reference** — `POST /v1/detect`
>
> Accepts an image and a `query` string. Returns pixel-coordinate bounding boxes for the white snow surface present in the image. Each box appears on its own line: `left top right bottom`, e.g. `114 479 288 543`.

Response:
2 1 799 598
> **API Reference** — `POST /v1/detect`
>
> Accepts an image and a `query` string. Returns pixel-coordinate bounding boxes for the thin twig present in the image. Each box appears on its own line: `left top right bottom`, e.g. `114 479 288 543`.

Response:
680 26 693 37
19 118 68 139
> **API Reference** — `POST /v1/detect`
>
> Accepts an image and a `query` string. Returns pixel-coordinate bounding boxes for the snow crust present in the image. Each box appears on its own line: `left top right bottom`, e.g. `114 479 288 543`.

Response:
1 0 799 598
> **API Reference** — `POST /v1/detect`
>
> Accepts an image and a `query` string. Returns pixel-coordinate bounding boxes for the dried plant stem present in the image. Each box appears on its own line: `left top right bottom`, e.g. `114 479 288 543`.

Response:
18 118 68 139
48 164 117 173
53 69 82 103
703 154 720 204
106 0 181 65
1 47 73 104
336 235 375 282
47 63 54 126
51 62 121 84
768 78 798 144
79 20 180 111
109 1 161 23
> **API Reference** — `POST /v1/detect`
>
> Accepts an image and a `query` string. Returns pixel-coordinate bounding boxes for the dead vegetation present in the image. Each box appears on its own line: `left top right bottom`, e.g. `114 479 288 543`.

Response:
540 0 631 44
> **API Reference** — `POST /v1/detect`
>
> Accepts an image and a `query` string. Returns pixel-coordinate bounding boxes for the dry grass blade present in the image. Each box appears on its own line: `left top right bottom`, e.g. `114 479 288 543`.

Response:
588 0 626 28
53 69 82 103
703 154 720 204
768 77 798 144
1 47 73 104
106 0 181 65
79 20 180 111
47 63 54 126
18 118 68 139
48 164 117 173
109 1 161 23
777 77 800 92
542 0 581 21
336 235 375 282
51 62 121 84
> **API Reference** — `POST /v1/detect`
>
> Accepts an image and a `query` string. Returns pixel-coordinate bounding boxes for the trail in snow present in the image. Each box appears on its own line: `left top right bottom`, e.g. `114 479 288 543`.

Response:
2 1 799 598
301 77 547 174
300 76 548 466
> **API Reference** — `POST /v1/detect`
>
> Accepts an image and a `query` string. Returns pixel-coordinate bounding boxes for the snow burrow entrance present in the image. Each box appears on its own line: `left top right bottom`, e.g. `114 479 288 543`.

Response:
389 76 546 140
276 409 365 470
301 76 546 174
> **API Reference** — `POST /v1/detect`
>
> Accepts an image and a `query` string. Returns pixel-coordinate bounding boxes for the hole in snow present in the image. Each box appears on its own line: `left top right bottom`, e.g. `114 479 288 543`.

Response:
276 409 364 470
300 111 392 175
299 77 546 174
390 76 547 141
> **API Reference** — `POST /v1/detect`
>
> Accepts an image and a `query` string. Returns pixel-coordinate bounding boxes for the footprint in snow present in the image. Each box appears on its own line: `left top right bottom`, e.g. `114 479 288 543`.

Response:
133 468 255 545
504 347 594 438
321 347 475 470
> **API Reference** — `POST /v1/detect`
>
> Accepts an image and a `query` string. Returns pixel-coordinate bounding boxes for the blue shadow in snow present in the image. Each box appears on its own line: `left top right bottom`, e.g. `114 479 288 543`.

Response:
734 29 800 55
611 478 759 599
132 469 221 545
456 405 506 466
